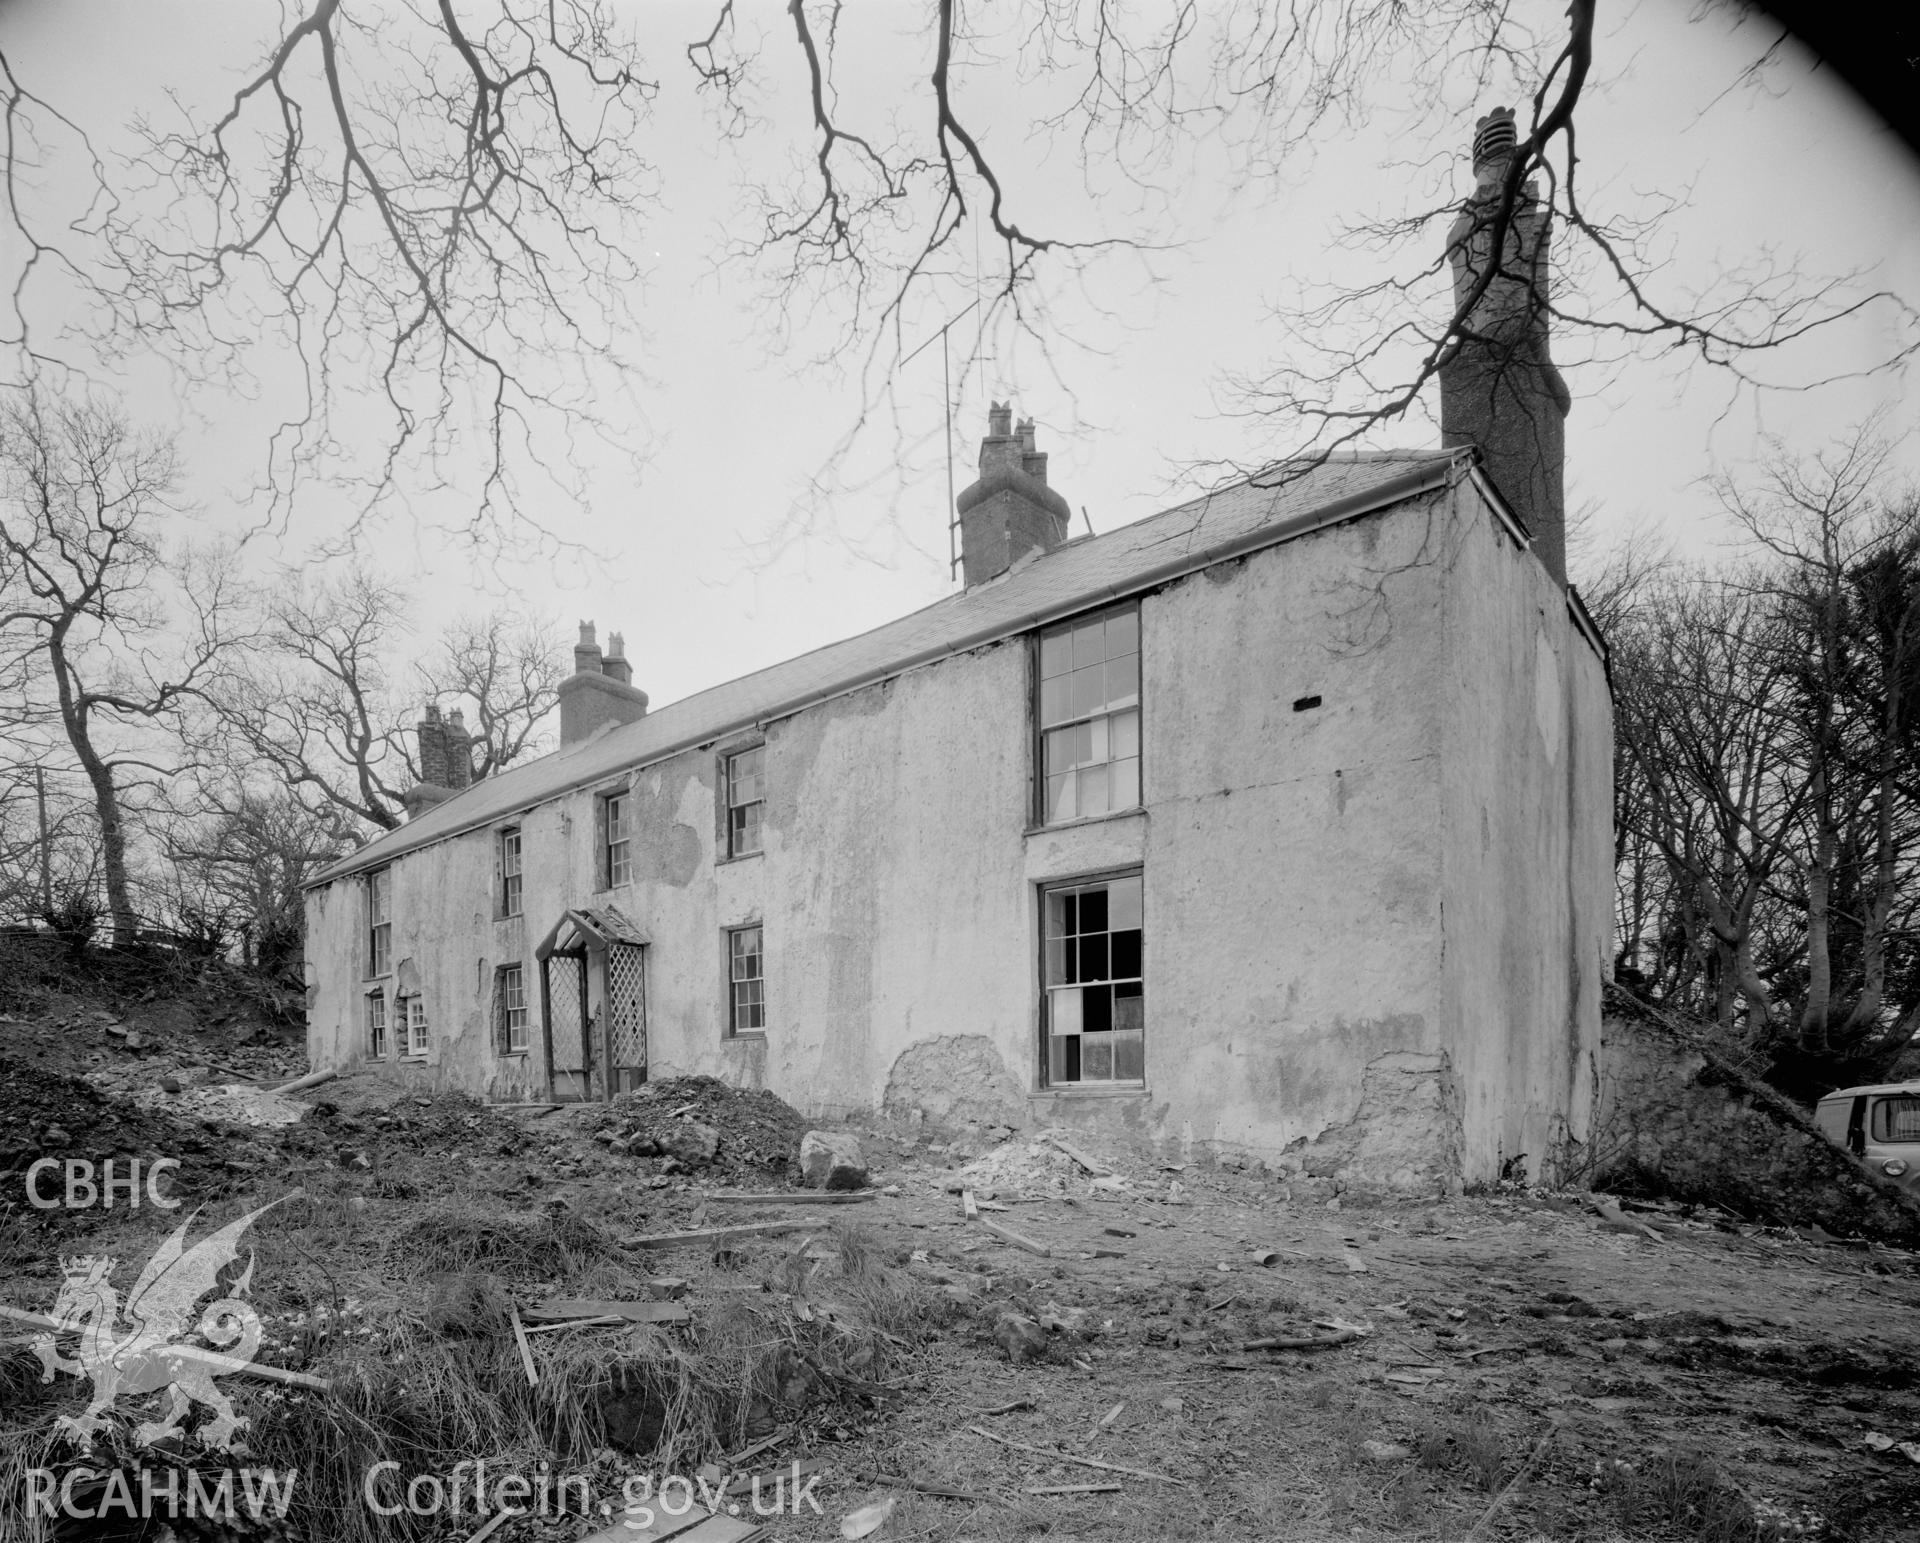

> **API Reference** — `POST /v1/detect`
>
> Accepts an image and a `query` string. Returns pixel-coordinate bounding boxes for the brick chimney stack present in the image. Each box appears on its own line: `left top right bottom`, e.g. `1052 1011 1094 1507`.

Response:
956 403 1072 587
416 704 449 788
1439 105 1571 585
559 619 649 746
444 707 474 790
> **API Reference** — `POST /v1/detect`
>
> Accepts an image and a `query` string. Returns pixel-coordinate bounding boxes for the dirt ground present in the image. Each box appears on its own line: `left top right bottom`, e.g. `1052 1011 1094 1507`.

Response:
6 980 1920 1543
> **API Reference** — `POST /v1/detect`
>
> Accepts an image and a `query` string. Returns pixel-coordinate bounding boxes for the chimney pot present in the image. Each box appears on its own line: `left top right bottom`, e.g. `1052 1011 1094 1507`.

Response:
1439 104 1570 586
602 630 634 686
956 405 1072 587
573 619 603 677
559 620 648 745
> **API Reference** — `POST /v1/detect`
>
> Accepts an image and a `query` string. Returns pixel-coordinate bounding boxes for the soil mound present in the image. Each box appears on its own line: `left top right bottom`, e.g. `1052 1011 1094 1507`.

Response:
604 1075 807 1181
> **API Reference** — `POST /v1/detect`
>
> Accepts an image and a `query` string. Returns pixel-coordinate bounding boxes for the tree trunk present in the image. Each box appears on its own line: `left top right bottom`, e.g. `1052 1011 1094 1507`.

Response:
48 631 138 948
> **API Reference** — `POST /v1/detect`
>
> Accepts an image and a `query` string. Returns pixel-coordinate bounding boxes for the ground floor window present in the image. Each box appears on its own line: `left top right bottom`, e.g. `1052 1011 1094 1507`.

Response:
405 996 429 1057
496 964 528 1053
728 924 765 1034
365 991 388 1059
1043 872 1143 1085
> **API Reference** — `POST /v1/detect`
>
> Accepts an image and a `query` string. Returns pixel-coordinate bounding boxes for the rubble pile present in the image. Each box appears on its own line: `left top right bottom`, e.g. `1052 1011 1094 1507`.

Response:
600 1075 808 1182
0 1056 258 1215
85 1062 307 1128
952 1128 1128 1197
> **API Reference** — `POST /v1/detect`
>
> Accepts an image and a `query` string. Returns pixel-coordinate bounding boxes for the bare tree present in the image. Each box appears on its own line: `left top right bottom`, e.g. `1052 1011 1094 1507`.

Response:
1613 427 1920 1085
0 391 243 946
207 568 562 832
420 610 565 778
2 4 1908 549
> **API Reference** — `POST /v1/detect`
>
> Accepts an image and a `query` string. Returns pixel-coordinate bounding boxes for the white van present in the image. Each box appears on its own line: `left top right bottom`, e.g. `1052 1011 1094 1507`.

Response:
1813 1082 1920 1189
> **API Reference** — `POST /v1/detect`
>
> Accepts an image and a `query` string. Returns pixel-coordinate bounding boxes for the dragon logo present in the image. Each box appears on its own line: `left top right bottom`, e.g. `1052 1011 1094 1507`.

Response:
29 1193 297 1451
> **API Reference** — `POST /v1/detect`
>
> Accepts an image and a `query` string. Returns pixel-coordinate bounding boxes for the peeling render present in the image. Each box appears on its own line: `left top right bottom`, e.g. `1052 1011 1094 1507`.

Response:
304 475 1609 1193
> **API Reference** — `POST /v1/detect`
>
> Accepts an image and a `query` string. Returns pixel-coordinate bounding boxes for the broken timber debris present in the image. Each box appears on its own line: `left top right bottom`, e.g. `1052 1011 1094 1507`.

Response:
979 1218 1051 1257
870 1473 993 1502
509 1304 538 1387
706 1191 876 1206
962 1189 979 1220
967 1425 1187 1485
1242 1329 1363 1352
1039 1131 1114 1176
620 1220 813 1250
524 1298 692 1325
1026 1483 1124 1495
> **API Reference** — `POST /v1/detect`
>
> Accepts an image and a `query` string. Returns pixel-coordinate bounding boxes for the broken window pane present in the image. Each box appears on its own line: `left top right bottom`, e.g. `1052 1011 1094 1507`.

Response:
1080 1034 1113 1080
1041 877 1144 1088
1078 933 1109 982
1035 602 1142 826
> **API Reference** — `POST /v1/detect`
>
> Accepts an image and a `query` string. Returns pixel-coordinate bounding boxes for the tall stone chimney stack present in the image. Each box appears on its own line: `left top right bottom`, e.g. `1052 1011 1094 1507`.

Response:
444 707 474 790
1439 106 1572 585
559 619 650 746
956 403 1072 587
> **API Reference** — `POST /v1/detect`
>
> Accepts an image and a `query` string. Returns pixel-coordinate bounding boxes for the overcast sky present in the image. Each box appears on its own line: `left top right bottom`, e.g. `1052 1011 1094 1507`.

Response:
5 0 1918 714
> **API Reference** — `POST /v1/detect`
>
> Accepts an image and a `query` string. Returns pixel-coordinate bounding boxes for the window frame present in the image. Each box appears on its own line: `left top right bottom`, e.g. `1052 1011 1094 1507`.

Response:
723 745 766 860
365 989 389 1059
1033 601 1143 828
500 826 523 918
1038 868 1146 1090
366 867 393 979
496 963 529 1055
726 923 766 1037
603 791 633 889
403 994 429 1058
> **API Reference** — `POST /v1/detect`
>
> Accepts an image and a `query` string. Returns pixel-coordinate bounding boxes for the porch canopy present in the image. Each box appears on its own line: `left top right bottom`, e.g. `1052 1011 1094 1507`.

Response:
535 904 649 962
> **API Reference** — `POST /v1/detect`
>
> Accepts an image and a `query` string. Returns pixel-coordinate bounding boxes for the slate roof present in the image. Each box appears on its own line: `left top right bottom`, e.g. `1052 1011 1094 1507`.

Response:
311 449 1466 885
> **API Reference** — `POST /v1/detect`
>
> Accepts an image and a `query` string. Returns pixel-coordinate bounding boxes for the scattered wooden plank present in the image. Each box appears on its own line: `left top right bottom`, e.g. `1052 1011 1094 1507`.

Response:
1026 1483 1123 1495
976 1200 1011 1212
961 1190 979 1221
1464 1421 1559 1540
1103 1225 1136 1238
1097 1402 1125 1430
572 1505 716 1543
1092 1246 1126 1259
522 1315 625 1335
979 1218 1051 1258
1040 1132 1114 1176
968 1426 1187 1485
1459 1342 1530 1360
1242 1329 1362 1353
0 1305 330 1390
706 1191 876 1206
721 1459 822 1499
619 1220 814 1250
509 1305 538 1387
673 1521 766 1543
720 1428 793 1469
966 1397 1036 1416
525 1299 692 1325
461 1510 514 1543
272 1067 337 1095
872 1472 993 1502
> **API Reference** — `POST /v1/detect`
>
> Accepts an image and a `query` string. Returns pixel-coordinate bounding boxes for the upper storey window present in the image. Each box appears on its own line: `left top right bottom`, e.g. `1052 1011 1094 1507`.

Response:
1038 602 1140 824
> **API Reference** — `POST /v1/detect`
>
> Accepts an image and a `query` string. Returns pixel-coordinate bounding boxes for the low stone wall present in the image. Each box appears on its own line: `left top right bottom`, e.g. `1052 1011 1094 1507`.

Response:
1593 994 1919 1242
